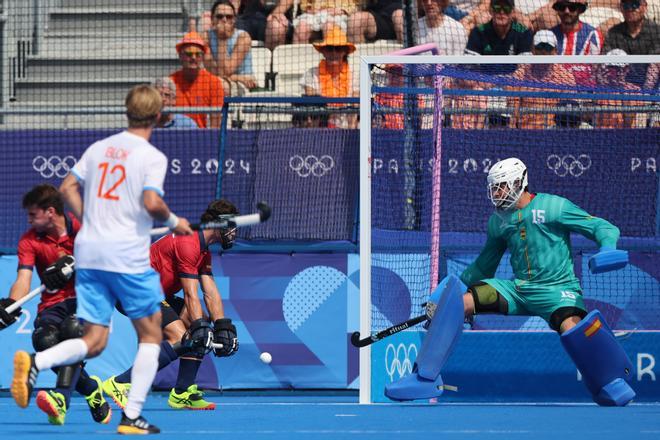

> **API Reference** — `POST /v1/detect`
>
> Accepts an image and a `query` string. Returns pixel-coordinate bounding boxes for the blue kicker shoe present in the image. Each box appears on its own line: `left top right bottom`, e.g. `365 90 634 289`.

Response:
385 368 446 401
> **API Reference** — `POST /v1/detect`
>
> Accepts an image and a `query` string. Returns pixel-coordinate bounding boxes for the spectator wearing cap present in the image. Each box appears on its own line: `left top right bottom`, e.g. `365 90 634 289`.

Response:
153 77 199 129
170 32 225 128
346 0 403 43
509 30 577 128
604 0 660 89
300 26 358 128
593 48 647 127
550 0 603 85
465 0 533 73
418 0 468 55
204 0 257 94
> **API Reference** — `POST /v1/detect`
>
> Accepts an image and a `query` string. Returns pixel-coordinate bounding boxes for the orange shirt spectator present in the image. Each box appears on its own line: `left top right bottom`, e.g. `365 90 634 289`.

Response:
594 53 646 128
170 32 225 128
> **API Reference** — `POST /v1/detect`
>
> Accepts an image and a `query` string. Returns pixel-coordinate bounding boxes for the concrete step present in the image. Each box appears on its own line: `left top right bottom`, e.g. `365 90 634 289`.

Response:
23 57 179 81
13 78 150 104
61 0 185 9
37 35 182 58
47 8 186 35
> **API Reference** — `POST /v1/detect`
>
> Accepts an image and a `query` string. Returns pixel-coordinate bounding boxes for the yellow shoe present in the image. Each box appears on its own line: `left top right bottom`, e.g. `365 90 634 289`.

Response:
102 375 130 409
168 384 216 410
11 351 38 409
86 376 112 424
36 390 67 425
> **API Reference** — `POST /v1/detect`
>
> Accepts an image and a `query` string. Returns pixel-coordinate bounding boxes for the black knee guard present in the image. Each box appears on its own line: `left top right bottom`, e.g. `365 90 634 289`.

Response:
59 314 83 340
56 364 81 389
32 324 61 351
550 307 588 333
469 282 509 315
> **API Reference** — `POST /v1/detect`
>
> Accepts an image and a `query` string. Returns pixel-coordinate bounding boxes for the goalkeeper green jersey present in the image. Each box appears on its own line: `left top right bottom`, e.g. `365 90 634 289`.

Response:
461 193 620 288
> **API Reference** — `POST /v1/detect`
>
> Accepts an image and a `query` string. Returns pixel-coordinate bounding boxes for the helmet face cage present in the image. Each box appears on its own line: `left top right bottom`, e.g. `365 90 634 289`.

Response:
216 214 237 250
486 159 528 211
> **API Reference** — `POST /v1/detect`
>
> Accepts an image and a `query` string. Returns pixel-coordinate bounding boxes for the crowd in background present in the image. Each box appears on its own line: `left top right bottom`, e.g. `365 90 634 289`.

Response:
165 0 659 129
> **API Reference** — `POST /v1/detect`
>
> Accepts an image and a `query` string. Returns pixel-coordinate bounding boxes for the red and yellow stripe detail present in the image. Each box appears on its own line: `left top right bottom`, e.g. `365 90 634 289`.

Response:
584 317 602 338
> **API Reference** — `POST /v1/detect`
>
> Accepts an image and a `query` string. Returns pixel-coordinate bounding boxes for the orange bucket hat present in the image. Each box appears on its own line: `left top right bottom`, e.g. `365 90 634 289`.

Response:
313 26 356 54
176 32 209 54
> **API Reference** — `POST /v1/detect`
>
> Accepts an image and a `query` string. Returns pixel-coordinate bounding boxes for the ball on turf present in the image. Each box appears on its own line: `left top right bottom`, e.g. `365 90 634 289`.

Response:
260 352 272 364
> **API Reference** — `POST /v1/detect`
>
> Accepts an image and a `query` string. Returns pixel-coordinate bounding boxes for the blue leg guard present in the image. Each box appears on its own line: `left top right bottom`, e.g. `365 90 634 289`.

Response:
561 310 635 406
385 275 466 401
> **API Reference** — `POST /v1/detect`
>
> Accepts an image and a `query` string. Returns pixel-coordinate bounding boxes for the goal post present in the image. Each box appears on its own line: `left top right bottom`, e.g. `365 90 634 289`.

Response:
359 53 660 404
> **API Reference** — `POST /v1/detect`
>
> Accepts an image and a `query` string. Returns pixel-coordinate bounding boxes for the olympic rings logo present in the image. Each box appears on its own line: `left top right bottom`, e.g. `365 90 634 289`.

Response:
546 154 592 177
385 343 418 381
32 155 77 179
289 155 334 178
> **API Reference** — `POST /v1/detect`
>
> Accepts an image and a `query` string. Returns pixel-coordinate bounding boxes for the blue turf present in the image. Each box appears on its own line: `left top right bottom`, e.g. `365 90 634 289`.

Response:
1 393 659 439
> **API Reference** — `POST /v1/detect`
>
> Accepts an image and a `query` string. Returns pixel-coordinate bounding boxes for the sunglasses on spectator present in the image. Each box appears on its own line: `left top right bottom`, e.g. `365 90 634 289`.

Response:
183 50 203 58
214 13 235 20
621 0 641 10
322 45 348 52
492 4 513 14
552 2 583 12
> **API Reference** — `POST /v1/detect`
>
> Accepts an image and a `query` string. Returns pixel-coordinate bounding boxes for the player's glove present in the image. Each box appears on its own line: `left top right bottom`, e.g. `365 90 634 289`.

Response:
0 297 22 330
181 319 214 357
42 255 75 292
213 318 239 357
588 247 628 274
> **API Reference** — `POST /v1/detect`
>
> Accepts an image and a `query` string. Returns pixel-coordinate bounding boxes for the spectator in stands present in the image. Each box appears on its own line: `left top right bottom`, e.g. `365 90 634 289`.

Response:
170 32 225 128
593 49 647 127
292 102 329 127
553 99 592 128
265 0 359 48
465 0 534 73
448 77 488 129
460 0 536 34
204 0 257 94
236 0 272 42
604 0 660 89
346 0 403 43
509 30 577 128
418 0 469 55
300 26 358 128
551 0 603 85
154 77 199 129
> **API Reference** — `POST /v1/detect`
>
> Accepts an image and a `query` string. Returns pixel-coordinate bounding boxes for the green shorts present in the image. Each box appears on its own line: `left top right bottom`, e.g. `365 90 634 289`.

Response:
482 278 586 325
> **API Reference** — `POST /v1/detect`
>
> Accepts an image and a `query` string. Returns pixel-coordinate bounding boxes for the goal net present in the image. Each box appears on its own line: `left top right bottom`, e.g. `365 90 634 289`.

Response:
359 52 660 403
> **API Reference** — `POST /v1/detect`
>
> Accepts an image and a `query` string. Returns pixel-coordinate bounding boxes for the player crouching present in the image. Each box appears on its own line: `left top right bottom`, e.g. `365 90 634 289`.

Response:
385 158 634 406
103 199 240 410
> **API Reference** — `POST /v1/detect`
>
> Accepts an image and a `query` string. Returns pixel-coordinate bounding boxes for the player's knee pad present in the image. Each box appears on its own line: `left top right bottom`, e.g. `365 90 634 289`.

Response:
56 364 81 389
561 310 635 406
469 282 509 314
32 324 61 351
161 300 182 330
59 314 83 340
385 275 466 401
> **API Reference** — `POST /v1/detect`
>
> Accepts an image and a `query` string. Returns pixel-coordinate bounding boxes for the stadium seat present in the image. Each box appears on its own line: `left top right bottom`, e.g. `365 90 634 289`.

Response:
580 7 623 29
272 44 323 95
251 47 272 90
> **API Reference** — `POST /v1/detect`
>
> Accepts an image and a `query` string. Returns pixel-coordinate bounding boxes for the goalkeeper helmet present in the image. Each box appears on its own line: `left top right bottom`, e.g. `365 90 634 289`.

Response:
487 158 528 211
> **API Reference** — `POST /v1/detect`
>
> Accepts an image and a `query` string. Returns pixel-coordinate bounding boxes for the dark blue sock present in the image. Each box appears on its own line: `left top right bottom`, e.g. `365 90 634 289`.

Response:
54 364 81 408
116 341 179 384
175 357 202 393
75 367 98 396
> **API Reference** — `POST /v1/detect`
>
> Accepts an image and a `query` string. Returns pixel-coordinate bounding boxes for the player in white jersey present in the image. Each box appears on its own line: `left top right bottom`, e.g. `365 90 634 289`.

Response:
10 85 194 435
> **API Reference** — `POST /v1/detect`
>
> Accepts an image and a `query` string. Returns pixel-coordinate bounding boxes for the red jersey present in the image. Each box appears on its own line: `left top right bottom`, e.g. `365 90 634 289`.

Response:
17 213 80 313
150 231 213 298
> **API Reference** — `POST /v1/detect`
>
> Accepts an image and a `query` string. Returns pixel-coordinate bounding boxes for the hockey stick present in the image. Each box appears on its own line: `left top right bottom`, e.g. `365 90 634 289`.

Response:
5 285 46 315
350 314 427 348
151 201 272 236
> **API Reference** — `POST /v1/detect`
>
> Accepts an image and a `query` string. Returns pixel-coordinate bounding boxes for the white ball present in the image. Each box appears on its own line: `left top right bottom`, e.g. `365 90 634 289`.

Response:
259 352 272 364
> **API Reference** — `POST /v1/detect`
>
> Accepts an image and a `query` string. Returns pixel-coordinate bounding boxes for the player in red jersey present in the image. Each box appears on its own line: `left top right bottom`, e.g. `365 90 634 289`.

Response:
0 184 111 425
102 199 239 410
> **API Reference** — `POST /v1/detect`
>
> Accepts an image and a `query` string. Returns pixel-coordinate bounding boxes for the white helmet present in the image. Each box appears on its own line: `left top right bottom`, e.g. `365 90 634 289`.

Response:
487 158 528 211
